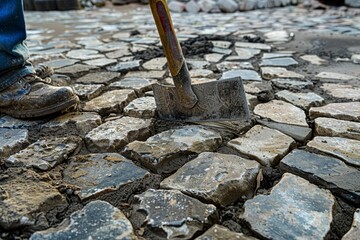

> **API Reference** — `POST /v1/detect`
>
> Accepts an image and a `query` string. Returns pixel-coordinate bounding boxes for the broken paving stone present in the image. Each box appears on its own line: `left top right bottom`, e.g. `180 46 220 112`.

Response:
142 57 167 70
41 58 79 69
40 112 102 137
0 129 29 160
320 83 360 101
109 77 157 95
217 61 254 71
280 149 360 204
30 201 136 240
235 42 271 51
5 136 81 171
342 209 360 240
122 125 222 174
351 54 360 64
72 83 104 100
264 30 293 42
125 70 166 79
260 57 298 67
257 119 312 142
307 136 360 167
106 60 142 72
187 59 210 69
195 224 258 240
212 47 232 55
246 93 259 110
316 72 358 81
0 115 45 129
85 117 153 152
66 49 103 60
300 55 328 65
124 97 156 118
275 90 324 109
228 125 295 166
261 67 304 80
190 69 214 78
204 53 224 63
315 117 360 140
262 53 293 59
83 58 117 67
55 64 98 78
105 48 131 59
76 72 120 85
211 41 231 49
82 89 136 115
131 189 218 240
160 152 262 206
271 78 314 90
0 169 67 230
241 173 335 240
254 100 308 127
309 102 360 122
244 81 272 95
221 69 262 81
234 48 261 60
63 153 159 202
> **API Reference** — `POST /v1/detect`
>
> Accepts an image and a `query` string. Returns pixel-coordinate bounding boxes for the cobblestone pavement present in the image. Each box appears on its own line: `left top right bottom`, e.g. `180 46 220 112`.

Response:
1 3 360 240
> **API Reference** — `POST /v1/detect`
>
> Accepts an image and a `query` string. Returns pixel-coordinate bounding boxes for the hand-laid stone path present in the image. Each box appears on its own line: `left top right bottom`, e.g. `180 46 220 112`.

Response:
1 2 360 240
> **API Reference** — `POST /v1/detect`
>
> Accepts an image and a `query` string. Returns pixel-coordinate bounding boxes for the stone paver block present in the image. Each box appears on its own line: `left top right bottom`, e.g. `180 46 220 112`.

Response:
234 48 261 60
131 189 218 240
300 55 328 65
42 59 79 69
221 69 262 81
82 89 136 114
228 125 295 166
143 57 167 70
30 201 136 240
76 72 120 85
261 67 304 80
235 42 271 51
123 125 222 174
84 58 117 67
275 90 325 109
66 49 102 60
161 152 262 206
242 173 335 240
63 153 160 202
56 64 98 78
0 169 67 230
254 100 308 126
107 60 142 72
195 224 258 240
41 112 102 137
271 78 313 90
125 70 166 79
0 129 29 160
85 117 153 152
123 97 156 118
204 53 224 63
109 77 157 94
280 149 360 204
342 209 360 240
309 102 360 122
0 115 45 129
316 72 358 80
307 136 360 167
315 117 360 140
321 83 360 101
72 83 104 100
260 57 298 67
5 136 81 170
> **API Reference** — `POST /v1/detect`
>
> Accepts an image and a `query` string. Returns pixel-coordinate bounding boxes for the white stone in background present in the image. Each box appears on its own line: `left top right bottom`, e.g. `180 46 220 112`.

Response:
316 72 358 80
345 0 360 7
124 97 156 119
264 30 293 42
261 67 304 80
315 117 360 140
190 69 214 78
235 42 271 51
300 55 328 65
351 54 360 64
217 61 254 71
307 136 360 167
262 53 293 59
221 69 262 81
275 90 325 109
320 83 360 100
198 0 217 12
228 125 295 166
185 0 201 13
234 48 261 60
309 102 360 122
342 209 360 240
168 1 186 12
218 0 238 13
254 100 308 127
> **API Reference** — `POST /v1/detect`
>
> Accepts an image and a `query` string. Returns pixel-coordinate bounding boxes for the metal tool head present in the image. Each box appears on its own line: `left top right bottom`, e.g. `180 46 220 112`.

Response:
153 77 250 122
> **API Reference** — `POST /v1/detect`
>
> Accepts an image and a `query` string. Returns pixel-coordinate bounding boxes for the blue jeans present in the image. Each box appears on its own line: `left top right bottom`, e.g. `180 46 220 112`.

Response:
0 0 34 92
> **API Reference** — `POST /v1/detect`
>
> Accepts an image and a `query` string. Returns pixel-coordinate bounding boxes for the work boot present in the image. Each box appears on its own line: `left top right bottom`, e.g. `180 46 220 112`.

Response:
35 64 54 79
0 74 79 119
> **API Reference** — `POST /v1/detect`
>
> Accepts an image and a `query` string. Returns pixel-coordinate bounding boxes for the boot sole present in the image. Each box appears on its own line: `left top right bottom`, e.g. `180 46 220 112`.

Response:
0 96 79 119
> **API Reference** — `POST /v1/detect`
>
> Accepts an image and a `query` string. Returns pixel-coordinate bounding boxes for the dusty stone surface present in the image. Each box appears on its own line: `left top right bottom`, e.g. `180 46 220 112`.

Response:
0 129 29 160
351 54 360 64
217 61 254 71
221 69 262 81
0 169 67 230
242 173 335 240
75 72 120 85
66 49 102 60
315 117 360 140
195 224 257 240
300 55 328 65
5 136 81 170
0 115 45 129
342 209 360 240
123 125 222 174
254 100 308 126
161 152 262 206
55 64 98 77
235 42 271 51
309 102 360 122
107 60 142 72
271 78 313 90
84 58 117 67
40 112 102 137
320 83 360 101
307 136 360 167
123 97 156 118
190 69 214 78
131 189 218 240
316 72 358 81
72 83 104 100
234 48 261 60
280 149 360 204
260 57 298 67
275 90 325 109
228 125 295 166
85 117 153 152
109 77 157 94
30 201 136 240
63 153 158 202
125 70 165 79
261 67 304 80
204 53 224 63
82 89 137 114
143 57 167 70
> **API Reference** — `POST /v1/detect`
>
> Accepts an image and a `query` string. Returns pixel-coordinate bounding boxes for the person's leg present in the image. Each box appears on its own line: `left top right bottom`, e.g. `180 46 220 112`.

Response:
0 0 34 91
